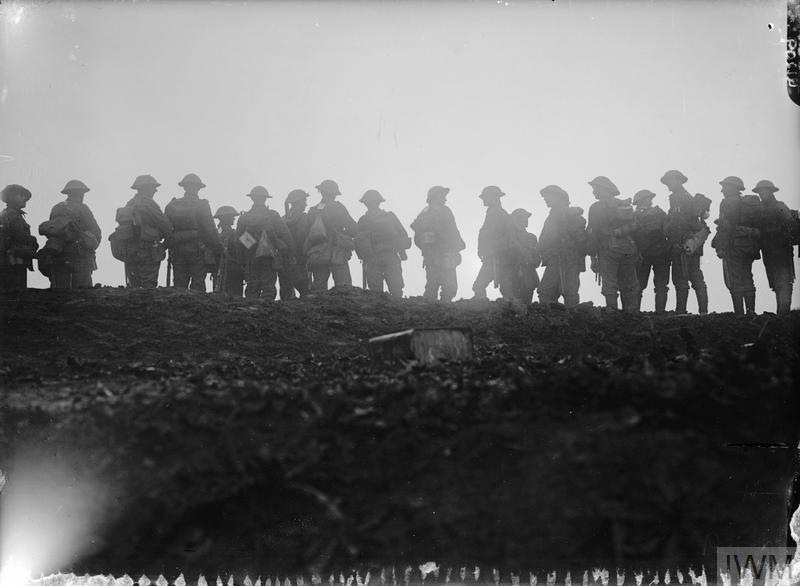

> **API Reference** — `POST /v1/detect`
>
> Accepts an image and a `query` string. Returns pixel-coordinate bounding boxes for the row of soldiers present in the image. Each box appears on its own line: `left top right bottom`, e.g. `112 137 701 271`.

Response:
0 170 798 314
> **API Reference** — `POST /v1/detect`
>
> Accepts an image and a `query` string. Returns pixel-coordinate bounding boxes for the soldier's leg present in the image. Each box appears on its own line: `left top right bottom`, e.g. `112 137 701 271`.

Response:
494 261 517 301
71 255 94 289
365 260 384 293
310 266 330 292
671 251 689 313
139 261 160 289
226 265 244 297
537 265 561 304
686 256 707 314
598 253 619 309
472 261 494 299
277 268 295 300
423 263 440 301
292 264 309 296
188 261 208 292
50 263 70 289
562 264 581 307
618 254 640 312
262 268 278 301
652 259 670 314
740 259 757 315
441 266 458 302
723 258 744 315
172 252 191 289
771 260 794 315
384 255 404 298
331 263 352 287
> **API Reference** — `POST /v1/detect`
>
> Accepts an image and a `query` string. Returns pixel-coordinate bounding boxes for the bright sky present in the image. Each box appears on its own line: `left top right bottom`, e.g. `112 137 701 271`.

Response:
1 0 798 312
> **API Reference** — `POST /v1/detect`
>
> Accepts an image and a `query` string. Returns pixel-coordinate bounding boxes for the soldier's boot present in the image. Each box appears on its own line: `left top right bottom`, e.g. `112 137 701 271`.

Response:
675 289 689 314
695 287 708 315
744 291 756 315
654 290 668 314
731 292 745 315
604 294 619 310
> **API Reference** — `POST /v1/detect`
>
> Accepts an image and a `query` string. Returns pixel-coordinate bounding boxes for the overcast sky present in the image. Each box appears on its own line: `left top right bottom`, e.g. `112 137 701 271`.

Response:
1 0 798 312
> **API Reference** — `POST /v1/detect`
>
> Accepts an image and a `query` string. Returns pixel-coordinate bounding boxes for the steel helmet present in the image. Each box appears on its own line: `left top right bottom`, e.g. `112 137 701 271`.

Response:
719 176 745 191
478 185 505 199
426 185 450 202
214 205 239 219
315 179 341 196
178 173 206 189
1 184 32 203
632 189 657 206
359 189 385 204
511 208 532 219
539 184 569 202
61 179 90 194
246 185 271 199
660 170 688 186
130 174 161 190
588 176 620 196
286 189 310 205
752 179 779 193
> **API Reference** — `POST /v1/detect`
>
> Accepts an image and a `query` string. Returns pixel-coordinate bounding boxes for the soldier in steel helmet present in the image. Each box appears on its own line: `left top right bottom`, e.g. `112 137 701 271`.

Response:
278 189 311 300
410 185 466 302
304 179 359 292
711 176 762 315
752 179 797 314
661 169 709 314
537 185 588 306
472 185 516 300
586 176 640 311
509 208 541 304
0 184 39 291
213 205 243 297
113 175 173 288
632 189 670 312
39 179 101 289
236 186 293 300
354 189 411 298
164 173 221 292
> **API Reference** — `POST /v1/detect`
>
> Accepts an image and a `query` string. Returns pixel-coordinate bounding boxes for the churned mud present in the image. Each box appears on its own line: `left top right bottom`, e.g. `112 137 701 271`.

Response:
0 288 797 577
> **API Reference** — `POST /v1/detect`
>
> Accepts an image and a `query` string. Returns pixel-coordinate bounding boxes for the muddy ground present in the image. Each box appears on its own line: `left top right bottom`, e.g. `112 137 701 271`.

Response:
0 287 798 578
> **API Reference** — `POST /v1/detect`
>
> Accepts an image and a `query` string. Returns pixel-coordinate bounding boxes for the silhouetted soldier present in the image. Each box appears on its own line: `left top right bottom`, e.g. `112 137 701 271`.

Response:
39 180 101 289
213 205 243 297
164 173 220 292
278 189 311 300
410 186 466 303
305 179 358 292
711 176 762 315
509 208 541 304
111 175 172 288
587 176 639 311
537 185 587 307
661 169 709 314
472 185 516 300
355 190 411 297
753 180 797 315
0 184 38 291
632 189 670 313
236 186 292 300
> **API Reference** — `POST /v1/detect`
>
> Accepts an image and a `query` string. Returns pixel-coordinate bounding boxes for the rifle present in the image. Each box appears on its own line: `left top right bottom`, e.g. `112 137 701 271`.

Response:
361 259 367 290
166 251 172 287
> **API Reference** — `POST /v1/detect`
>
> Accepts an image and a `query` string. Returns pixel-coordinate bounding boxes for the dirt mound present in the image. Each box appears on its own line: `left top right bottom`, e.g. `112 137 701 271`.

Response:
0 288 798 577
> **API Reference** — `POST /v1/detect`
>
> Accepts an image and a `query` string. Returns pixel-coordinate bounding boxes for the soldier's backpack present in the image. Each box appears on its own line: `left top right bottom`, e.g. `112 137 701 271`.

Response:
615 198 635 224
411 206 438 253
739 195 763 228
566 207 589 256
307 211 328 245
